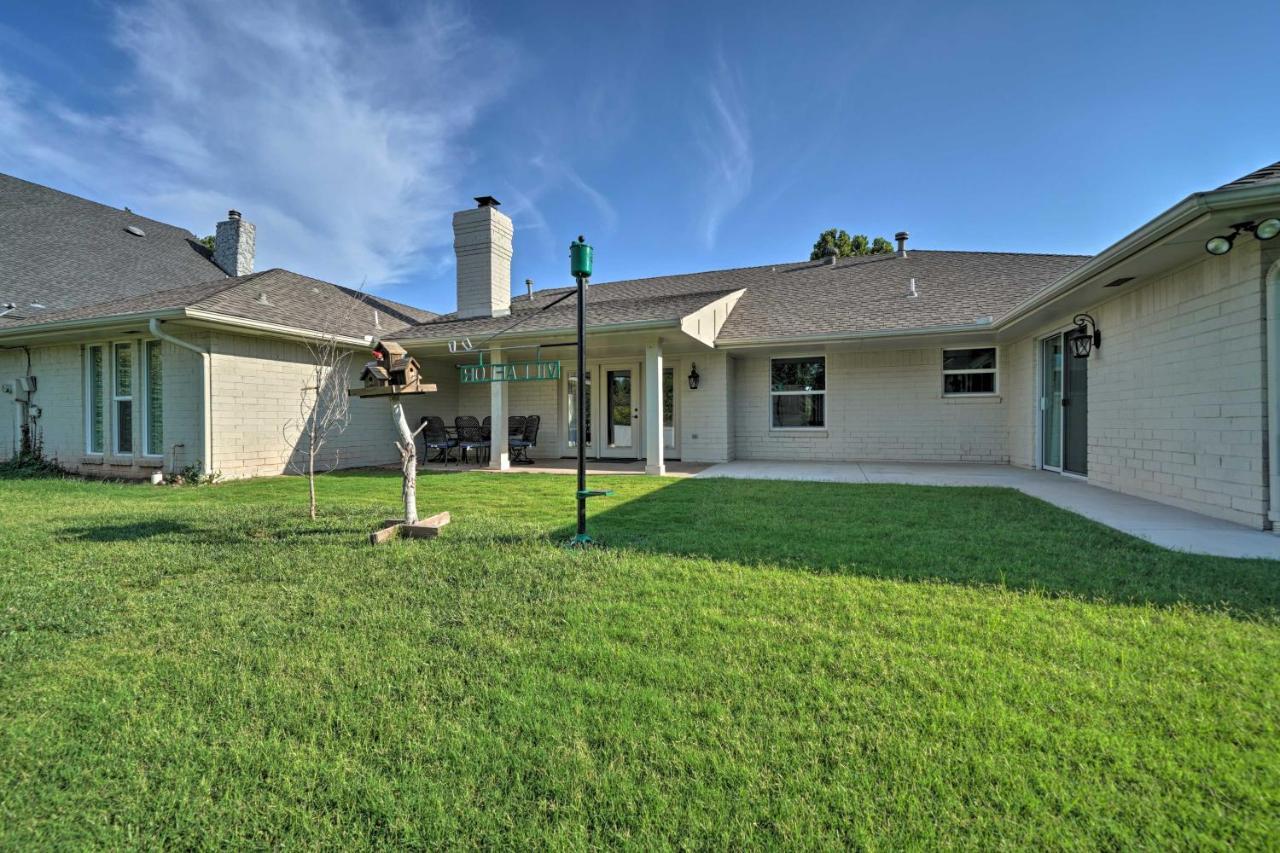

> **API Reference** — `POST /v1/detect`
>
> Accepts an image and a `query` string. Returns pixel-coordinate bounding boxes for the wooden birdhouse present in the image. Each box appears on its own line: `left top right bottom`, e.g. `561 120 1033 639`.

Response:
361 341 421 387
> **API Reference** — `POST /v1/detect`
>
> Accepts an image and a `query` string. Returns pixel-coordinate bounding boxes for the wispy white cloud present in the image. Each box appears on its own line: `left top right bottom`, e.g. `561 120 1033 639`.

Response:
530 154 618 231
0 0 511 288
694 50 753 248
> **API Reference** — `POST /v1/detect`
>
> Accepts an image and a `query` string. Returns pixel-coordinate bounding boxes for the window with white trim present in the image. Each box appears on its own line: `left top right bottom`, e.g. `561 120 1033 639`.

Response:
85 345 105 454
112 342 134 454
770 356 825 428
942 347 997 395
143 339 163 456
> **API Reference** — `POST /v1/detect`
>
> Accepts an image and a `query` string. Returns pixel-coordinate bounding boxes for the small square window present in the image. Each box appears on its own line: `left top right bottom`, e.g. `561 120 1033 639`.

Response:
942 347 997 396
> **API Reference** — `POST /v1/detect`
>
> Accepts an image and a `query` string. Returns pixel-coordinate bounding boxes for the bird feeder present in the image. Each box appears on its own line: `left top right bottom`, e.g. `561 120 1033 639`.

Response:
353 340 426 396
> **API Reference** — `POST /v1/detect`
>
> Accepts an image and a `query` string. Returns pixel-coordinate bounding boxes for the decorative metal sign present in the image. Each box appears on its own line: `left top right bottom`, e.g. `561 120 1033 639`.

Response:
459 359 562 384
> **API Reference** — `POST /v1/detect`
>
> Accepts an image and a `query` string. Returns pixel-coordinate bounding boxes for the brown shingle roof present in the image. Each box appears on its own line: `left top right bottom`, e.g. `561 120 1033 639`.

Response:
1 269 435 339
1218 161 1280 191
393 250 1088 343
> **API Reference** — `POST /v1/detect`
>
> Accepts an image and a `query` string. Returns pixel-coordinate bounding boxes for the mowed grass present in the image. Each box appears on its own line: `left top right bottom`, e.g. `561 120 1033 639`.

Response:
1 470 1278 848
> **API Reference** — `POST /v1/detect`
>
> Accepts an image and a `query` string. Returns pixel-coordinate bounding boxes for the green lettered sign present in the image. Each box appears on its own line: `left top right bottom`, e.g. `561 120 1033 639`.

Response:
459 360 562 384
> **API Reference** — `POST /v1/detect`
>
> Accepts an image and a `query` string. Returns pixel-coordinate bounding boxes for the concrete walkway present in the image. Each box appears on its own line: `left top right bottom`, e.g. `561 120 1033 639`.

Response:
695 461 1280 559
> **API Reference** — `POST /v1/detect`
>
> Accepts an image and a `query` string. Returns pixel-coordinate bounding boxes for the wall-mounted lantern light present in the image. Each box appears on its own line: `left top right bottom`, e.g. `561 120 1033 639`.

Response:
688 363 700 390
1070 313 1101 358
1205 218 1280 255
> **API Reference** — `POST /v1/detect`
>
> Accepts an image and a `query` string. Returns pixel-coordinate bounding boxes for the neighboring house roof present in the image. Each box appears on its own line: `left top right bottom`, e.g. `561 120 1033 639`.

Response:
394 250 1088 343
0 173 436 337
1218 161 1280 191
0 269 434 339
0 172 225 324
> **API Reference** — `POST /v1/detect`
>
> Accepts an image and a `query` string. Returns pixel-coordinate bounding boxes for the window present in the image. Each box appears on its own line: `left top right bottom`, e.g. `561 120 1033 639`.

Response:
112 342 134 454
85 345 105 454
943 347 997 395
770 356 825 428
566 370 591 448
143 339 163 456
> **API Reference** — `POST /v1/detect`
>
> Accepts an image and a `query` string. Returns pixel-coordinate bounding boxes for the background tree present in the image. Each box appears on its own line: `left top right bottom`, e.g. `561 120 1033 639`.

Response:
199 235 215 252
810 229 895 260
285 336 353 519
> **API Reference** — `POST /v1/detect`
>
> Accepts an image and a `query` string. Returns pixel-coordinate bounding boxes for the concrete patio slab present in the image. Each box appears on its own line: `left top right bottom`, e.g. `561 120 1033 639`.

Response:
695 461 1280 559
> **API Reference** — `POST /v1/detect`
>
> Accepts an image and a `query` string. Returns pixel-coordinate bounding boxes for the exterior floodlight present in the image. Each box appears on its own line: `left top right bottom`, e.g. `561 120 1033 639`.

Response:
1205 234 1234 255
1255 218 1280 241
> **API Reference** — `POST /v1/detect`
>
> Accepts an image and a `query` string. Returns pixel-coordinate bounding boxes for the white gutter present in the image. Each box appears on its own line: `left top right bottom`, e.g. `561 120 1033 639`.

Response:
182 310 374 347
0 309 186 342
393 317 679 347
149 318 213 478
719 319 997 349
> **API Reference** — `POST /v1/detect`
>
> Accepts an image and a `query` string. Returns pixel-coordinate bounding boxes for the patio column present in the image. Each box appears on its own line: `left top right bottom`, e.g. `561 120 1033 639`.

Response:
644 340 665 475
489 344 509 470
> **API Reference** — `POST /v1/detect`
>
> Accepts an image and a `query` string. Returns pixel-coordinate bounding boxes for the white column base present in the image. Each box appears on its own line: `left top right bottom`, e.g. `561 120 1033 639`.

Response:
645 463 666 476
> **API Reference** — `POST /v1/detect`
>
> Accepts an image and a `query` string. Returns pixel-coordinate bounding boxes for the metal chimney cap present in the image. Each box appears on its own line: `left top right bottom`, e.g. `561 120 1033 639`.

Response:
894 231 909 240
227 209 242 220
474 196 501 208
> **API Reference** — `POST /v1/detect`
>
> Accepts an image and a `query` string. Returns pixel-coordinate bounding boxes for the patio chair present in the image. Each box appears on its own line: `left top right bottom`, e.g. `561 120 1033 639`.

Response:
455 415 488 464
510 414 539 465
418 415 457 465
481 415 491 442
507 415 527 446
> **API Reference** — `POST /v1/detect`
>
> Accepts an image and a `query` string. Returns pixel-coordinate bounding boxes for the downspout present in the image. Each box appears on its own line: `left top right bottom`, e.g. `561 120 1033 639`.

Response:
148 319 212 478
1266 260 1280 531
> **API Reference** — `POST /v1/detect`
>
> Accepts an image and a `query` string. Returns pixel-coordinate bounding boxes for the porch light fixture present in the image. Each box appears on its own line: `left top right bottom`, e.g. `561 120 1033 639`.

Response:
1204 219 1280 255
688 363 700 390
1070 313 1101 359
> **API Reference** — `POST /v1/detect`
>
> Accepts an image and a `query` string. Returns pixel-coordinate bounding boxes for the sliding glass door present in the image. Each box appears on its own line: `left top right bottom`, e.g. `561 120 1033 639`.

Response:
1041 332 1087 476
1041 336 1063 470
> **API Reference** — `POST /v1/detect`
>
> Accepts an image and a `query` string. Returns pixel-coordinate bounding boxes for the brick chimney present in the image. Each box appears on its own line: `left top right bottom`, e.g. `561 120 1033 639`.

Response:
214 210 255 277
453 196 512 318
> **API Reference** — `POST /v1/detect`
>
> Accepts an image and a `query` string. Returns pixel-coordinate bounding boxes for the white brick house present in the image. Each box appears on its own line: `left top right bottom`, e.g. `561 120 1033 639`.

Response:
3 164 1280 529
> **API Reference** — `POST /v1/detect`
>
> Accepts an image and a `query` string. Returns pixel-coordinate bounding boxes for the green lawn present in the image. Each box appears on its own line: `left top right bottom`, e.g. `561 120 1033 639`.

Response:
1 470 1277 848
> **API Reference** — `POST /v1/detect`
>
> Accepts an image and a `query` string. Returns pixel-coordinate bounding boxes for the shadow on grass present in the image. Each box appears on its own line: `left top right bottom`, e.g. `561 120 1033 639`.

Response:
61 520 198 543
560 478 1280 620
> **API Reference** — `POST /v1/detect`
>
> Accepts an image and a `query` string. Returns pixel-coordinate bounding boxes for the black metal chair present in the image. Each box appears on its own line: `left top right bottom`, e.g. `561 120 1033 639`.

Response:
507 415 527 446
481 415 491 442
510 414 540 465
418 416 457 465
456 416 487 464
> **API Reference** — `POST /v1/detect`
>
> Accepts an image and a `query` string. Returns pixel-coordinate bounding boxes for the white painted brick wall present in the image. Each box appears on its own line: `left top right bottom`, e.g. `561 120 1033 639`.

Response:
681 350 733 463
1006 243 1268 527
731 347 1008 463
208 332 399 480
0 337 203 478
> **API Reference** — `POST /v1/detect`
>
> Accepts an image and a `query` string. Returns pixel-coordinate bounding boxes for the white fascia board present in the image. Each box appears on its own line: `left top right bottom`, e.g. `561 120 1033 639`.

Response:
181 309 374 347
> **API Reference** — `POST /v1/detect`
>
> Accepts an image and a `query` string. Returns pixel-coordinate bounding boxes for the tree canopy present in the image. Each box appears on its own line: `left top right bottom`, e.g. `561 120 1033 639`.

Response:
810 229 895 260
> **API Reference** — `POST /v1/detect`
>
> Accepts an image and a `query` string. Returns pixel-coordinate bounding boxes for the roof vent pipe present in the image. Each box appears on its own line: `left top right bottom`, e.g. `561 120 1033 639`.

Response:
895 231 909 257
907 277 918 298
525 278 533 299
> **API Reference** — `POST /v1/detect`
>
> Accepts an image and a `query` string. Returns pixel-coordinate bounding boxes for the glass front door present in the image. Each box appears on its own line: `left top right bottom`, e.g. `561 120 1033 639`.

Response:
663 366 678 457
566 369 591 451
603 367 636 456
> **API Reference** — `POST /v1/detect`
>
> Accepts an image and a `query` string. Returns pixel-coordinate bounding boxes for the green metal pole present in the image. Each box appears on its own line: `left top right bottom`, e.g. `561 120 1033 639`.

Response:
575 271 588 542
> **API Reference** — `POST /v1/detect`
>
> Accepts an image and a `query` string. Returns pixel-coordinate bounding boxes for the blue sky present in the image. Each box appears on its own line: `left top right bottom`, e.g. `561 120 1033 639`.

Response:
2 1 1277 313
